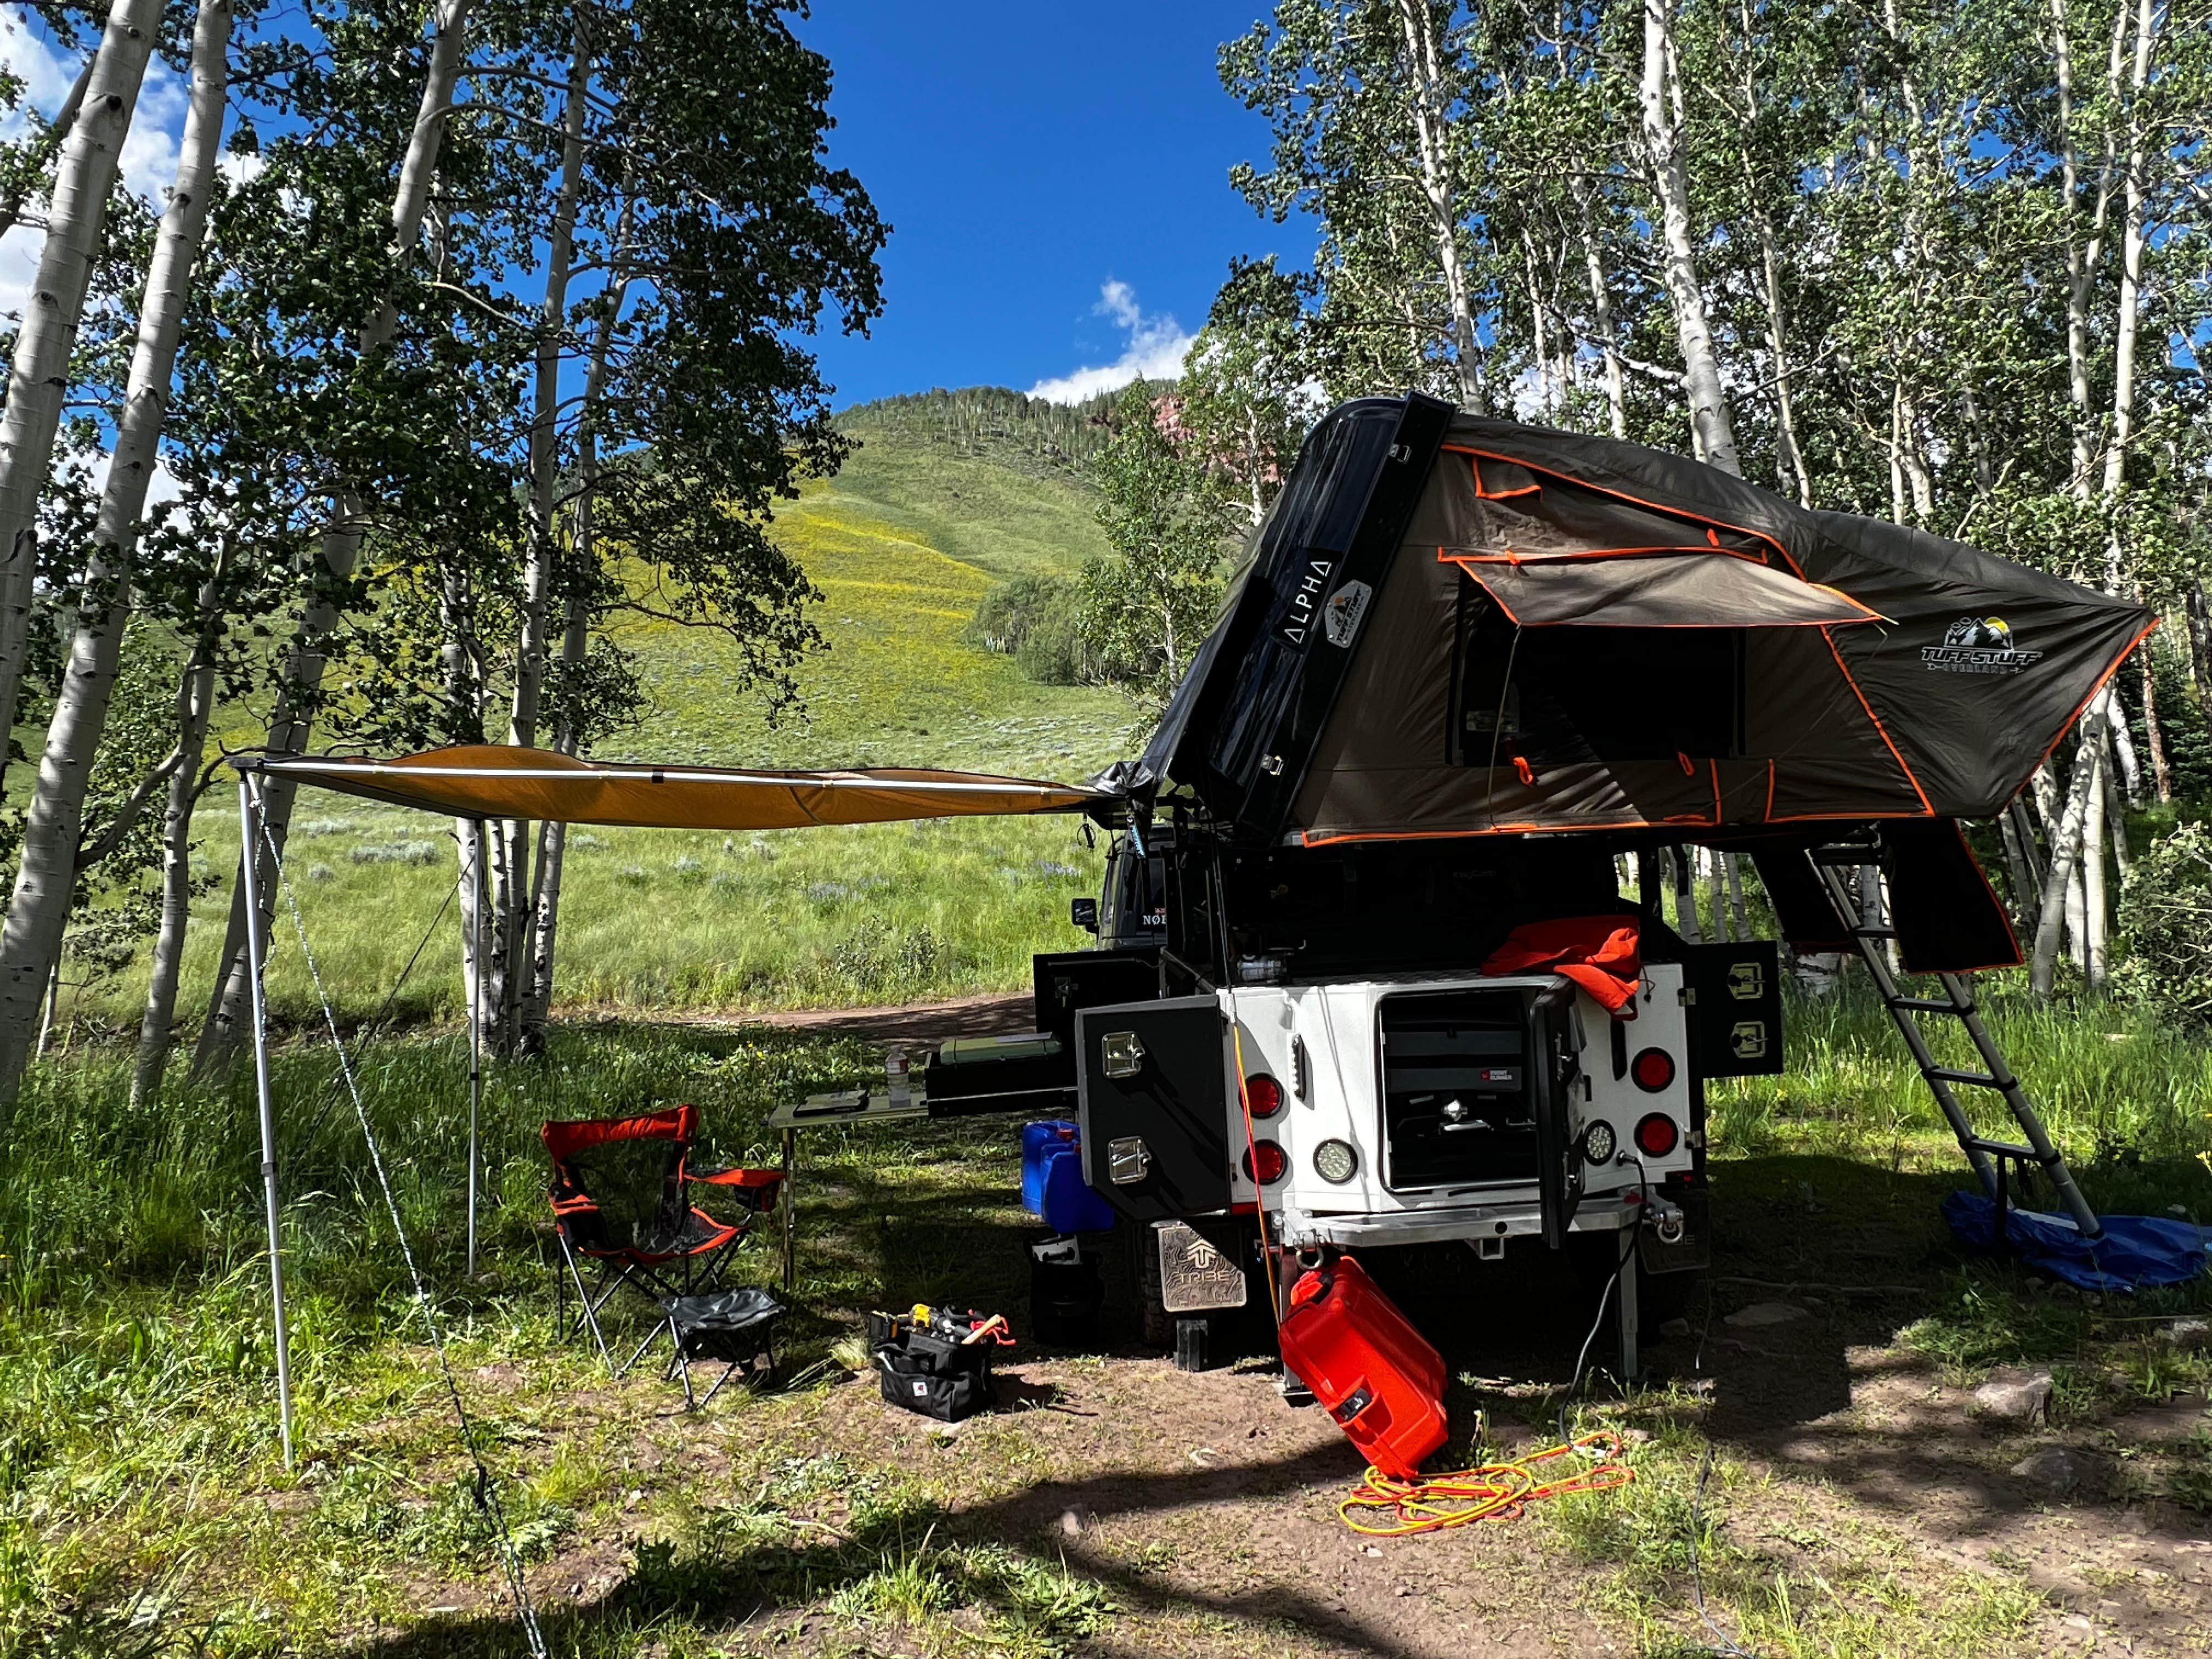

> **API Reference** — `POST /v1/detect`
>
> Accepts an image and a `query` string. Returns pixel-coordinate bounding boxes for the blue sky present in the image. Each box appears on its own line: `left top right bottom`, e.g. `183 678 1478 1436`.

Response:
791 3 1288 408
0 3 1293 414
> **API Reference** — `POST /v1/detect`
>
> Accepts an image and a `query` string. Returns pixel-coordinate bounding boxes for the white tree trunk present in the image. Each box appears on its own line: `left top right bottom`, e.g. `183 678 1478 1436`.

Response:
0 0 163 794
1639 0 1741 476
2081 747 2107 985
1393 0 1483 410
0 0 231 1102
131 600 221 1107
475 27 591 1059
196 0 472 1074
1722 851 1750 940
517 247 632 1050
2032 696 2108 995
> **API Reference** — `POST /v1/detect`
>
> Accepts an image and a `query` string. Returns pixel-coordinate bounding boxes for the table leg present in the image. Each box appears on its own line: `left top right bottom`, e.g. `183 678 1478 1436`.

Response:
781 1127 796 1293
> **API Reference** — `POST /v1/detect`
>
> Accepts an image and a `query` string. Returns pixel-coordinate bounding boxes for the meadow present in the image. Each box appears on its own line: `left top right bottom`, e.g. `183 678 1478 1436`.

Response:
9 979 2212 1657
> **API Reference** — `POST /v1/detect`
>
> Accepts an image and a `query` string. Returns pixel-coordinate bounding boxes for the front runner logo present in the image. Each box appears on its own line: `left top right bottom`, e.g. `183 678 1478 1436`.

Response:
1922 615 2044 675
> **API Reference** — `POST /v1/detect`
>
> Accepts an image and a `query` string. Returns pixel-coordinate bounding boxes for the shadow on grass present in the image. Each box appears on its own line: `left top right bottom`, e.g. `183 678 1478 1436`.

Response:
354 1438 1395 1659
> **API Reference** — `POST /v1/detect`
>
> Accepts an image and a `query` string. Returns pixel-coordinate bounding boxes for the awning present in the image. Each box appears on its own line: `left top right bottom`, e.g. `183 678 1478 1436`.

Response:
1443 550 1881 629
236 744 1107 830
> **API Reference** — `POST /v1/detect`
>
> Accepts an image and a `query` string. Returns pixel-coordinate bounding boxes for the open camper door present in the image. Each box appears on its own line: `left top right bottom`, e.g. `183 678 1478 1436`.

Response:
1075 997 1233 1223
1530 982 1585 1250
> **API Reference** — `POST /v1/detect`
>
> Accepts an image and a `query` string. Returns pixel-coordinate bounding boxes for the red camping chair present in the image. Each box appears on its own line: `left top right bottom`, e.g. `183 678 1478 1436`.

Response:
544 1106 784 1372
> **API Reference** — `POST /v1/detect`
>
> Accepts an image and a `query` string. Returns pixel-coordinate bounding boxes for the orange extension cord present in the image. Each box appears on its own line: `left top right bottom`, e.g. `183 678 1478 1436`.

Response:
1337 1430 1634 1537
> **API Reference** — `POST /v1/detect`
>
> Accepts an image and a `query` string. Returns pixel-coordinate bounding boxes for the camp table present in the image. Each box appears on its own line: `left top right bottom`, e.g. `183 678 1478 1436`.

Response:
765 1031 1077 1289
764 1088 929 1290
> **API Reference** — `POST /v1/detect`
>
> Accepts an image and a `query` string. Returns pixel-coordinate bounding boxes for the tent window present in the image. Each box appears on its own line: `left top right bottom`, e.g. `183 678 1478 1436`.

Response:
1452 579 1746 767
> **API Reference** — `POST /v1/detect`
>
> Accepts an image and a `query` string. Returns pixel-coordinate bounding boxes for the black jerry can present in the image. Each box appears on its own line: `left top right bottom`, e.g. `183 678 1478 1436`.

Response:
1683 941 1784 1077
1075 996 1232 1222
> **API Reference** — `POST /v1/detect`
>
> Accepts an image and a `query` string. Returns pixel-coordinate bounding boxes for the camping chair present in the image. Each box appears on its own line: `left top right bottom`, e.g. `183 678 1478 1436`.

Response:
544 1106 785 1372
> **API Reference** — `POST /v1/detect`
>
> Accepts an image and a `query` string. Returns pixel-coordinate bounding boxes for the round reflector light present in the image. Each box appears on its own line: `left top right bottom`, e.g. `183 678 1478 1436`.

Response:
1245 1073 1285 1119
1582 1121 1617 1166
1630 1047 1676 1093
1243 1141 1289 1184
1634 1113 1681 1158
1313 1138 1358 1184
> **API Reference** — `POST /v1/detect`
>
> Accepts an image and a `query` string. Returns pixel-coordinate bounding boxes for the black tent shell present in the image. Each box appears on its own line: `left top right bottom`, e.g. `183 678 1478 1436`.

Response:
1129 396 2154 849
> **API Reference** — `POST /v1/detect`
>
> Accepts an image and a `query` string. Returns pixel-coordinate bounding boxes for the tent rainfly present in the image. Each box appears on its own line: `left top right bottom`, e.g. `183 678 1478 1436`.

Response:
1116 395 2155 849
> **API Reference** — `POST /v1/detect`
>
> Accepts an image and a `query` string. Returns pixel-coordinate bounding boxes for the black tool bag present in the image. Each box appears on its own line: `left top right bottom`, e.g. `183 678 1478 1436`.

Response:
873 1325 994 1423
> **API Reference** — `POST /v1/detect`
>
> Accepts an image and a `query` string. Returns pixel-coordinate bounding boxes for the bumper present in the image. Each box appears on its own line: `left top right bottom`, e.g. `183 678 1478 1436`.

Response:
1280 1193 1641 1250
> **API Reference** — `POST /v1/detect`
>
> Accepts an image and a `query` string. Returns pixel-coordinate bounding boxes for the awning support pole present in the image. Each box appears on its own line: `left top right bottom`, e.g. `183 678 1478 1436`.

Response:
466 820 484 1279
239 775 295 1468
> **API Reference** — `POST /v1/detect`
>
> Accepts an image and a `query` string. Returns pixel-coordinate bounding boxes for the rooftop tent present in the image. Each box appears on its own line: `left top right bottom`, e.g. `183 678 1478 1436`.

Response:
1131 394 2155 848
240 746 1108 828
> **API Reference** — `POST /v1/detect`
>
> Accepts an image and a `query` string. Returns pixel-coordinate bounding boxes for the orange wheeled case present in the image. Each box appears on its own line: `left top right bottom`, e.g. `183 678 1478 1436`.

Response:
1278 1253 1448 1479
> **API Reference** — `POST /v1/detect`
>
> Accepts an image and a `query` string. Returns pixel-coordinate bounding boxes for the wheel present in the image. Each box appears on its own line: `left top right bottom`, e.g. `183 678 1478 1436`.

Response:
1637 1262 1697 1329
1029 1255 1103 1349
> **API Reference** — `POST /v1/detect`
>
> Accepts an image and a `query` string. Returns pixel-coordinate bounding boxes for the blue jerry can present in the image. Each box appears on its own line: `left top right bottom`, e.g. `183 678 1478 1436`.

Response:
1022 1120 1079 1216
1040 1142 1118 1233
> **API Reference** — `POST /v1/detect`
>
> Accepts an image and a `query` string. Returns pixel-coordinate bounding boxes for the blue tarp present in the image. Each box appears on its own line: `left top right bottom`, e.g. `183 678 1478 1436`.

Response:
1942 1190 2211 1293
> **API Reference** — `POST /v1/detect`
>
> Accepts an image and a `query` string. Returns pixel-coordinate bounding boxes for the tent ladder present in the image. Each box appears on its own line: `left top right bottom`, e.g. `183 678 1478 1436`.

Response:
1804 845 2102 1241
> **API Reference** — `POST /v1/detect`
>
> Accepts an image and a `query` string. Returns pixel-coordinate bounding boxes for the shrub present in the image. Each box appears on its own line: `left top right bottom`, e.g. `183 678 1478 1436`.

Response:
967 573 1088 685
348 841 439 867
2117 821 2212 1026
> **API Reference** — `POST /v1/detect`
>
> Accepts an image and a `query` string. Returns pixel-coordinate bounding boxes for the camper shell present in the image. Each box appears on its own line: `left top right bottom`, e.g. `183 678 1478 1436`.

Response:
1017 392 2152 1367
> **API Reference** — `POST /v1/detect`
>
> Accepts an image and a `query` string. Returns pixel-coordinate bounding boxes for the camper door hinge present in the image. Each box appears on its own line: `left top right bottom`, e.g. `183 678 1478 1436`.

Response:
1679 987 1697 1006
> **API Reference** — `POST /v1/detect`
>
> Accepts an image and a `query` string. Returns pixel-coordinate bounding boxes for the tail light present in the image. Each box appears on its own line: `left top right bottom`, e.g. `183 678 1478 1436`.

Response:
1630 1047 1676 1093
1244 1073 1285 1119
1242 1142 1289 1183
1634 1113 1680 1158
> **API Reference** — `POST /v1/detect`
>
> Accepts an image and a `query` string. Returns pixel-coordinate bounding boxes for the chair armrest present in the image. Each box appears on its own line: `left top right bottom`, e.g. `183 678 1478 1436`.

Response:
690 1167 784 1190
688 1167 785 1212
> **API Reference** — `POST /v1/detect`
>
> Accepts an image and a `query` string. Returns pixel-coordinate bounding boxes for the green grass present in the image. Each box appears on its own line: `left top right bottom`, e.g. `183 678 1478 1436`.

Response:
12 972 2212 1655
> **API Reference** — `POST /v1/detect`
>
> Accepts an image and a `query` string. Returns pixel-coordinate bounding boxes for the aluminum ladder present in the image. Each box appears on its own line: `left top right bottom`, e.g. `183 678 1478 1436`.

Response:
1805 844 2103 1240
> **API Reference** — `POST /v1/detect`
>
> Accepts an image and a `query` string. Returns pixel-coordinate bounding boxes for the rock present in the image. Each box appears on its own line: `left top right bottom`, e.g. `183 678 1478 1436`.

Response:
2011 1447 2081 1492
1973 1367 2053 1424
1058 1505 1094 1538
2160 1318 2211 1348
1660 1317 1693 1339
1725 1301 1809 1329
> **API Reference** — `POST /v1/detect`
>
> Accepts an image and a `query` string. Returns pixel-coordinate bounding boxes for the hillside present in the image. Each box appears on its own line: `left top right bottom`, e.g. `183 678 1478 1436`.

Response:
80 398 1141 1030
620 397 1136 776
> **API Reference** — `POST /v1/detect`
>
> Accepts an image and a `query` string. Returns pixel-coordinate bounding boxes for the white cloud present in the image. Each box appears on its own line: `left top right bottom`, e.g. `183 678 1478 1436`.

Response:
1029 280 1197 405
0 15 194 337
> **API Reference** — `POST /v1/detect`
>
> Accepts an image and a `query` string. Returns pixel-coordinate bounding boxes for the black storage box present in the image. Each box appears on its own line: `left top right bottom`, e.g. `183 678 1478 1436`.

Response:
874 1325 994 1423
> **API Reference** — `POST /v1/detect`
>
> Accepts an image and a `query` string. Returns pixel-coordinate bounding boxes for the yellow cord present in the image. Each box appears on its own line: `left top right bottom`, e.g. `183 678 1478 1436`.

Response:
1338 1430 1633 1536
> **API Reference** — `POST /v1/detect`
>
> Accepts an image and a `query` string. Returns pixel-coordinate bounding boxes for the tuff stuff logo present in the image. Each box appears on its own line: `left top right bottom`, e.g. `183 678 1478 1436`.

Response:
1922 615 2044 675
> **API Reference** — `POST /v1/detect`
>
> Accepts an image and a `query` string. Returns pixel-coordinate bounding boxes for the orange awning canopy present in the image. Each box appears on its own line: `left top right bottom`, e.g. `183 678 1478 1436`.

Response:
238 744 1106 830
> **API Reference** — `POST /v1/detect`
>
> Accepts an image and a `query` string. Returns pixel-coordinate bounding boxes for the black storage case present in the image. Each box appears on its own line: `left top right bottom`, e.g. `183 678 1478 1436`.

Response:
873 1325 994 1423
